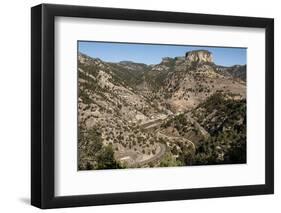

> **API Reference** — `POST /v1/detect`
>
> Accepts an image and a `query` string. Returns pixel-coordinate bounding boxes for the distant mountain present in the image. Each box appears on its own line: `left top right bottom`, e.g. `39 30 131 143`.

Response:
216 64 246 81
78 50 246 170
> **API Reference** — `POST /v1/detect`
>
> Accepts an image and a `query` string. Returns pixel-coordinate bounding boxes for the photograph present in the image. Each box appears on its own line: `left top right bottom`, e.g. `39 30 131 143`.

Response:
29 3 274 209
28 2 274 209
77 41 247 170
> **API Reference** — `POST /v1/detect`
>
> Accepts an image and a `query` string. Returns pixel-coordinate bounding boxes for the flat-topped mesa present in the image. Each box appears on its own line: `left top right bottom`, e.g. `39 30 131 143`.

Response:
185 50 214 64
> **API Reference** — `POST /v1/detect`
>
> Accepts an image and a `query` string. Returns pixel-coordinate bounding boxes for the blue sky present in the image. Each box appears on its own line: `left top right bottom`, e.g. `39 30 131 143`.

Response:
78 41 246 66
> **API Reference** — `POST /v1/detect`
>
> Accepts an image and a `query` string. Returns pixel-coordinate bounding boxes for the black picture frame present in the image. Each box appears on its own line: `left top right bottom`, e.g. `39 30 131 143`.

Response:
31 3 274 209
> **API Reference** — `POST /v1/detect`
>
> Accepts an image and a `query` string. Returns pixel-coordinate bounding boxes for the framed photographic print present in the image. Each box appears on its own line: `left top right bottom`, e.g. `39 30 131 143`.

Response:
31 3 274 209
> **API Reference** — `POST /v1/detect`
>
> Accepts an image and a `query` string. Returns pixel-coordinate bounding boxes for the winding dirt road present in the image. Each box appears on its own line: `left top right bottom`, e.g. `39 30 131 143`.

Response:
137 143 167 166
130 113 200 167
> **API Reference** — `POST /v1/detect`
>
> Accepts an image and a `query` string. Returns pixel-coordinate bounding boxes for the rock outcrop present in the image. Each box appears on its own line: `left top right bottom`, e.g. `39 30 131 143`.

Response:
185 50 214 64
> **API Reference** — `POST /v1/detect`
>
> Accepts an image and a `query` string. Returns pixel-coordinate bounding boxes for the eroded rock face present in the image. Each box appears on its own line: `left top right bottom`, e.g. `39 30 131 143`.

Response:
185 50 214 64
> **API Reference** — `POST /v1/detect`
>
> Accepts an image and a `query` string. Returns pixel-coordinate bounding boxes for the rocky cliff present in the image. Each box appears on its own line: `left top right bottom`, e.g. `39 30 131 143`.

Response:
185 50 214 64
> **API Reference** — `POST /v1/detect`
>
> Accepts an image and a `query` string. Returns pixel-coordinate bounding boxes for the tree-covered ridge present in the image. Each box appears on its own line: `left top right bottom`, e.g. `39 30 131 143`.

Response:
78 124 122 170
192 92 246 164
159 92 246 166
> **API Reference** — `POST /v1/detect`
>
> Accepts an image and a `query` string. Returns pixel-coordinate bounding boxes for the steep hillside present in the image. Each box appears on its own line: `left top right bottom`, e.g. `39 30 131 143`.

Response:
216 64 247 81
